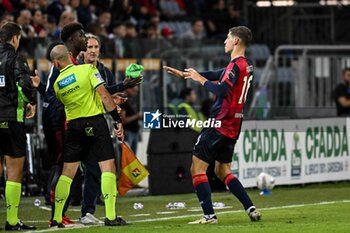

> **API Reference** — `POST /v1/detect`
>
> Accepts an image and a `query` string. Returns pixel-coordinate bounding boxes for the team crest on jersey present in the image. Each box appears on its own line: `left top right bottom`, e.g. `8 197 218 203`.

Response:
95 73 104 82
58 74 76 89
0 75 5 87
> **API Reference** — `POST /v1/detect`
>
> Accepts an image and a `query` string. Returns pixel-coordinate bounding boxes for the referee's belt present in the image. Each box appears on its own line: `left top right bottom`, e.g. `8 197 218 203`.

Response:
43 102 50 108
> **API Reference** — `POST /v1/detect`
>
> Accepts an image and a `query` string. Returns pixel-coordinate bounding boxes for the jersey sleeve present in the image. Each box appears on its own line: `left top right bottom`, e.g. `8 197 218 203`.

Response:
199 68 225 81
14 55 37 103
221 63 239 87
89 66 106 89
53 81 60 102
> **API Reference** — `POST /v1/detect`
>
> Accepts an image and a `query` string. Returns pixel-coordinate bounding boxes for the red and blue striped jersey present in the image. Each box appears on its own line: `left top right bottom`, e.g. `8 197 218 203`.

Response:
211 56 253 139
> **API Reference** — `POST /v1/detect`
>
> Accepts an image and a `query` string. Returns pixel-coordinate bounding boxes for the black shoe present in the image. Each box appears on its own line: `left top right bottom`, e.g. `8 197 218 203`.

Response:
105 216 130 226
49 220 65 228
5 220 37 230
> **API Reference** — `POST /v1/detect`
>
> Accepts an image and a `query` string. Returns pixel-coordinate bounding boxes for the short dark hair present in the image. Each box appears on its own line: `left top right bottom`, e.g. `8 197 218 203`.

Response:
60 22 84 43
180 88 193 99
229 26 252 46
46 40 65 61
342 67 350 76
0 22 21 43
191 19 202 26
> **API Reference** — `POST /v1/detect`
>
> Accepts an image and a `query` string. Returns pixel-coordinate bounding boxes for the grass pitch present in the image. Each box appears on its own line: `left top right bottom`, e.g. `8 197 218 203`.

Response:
0 182 349 233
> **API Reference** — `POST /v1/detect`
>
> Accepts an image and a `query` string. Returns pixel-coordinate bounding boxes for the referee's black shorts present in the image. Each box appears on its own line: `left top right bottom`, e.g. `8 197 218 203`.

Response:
64 115 114 163
193 128 237 164
0 121 26 157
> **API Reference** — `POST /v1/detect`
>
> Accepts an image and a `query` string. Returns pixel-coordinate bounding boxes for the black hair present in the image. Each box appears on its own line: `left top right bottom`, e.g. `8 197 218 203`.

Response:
60 22 84 43
0 22 21 43
191 18 202 26
46 40 65 61
342 67 350 76
180 87 193 99
229 26 253 46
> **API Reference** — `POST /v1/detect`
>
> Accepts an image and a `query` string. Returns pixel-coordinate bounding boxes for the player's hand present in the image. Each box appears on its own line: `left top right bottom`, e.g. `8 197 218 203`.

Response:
112 92 128 105
123 76 143 88
30 69 41 88
184 68 207 85
163 66 186 79
25 104 36 119
114 122 124 142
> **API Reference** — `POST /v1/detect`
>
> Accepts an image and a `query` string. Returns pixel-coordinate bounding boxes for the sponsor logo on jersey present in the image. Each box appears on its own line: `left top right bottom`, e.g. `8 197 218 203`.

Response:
58 74 76 89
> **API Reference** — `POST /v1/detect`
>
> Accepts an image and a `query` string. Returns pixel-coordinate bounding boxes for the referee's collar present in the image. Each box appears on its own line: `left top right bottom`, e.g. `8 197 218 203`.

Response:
60 64 74 73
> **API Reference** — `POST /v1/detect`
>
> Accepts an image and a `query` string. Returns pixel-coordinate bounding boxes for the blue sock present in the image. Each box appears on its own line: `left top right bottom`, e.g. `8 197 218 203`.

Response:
193 174 215 216
225 174 254 211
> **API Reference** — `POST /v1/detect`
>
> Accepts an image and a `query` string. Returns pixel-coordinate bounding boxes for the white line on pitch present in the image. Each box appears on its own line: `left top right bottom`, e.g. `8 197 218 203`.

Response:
23 200 350 232
156 211 177 215
130 213 151 217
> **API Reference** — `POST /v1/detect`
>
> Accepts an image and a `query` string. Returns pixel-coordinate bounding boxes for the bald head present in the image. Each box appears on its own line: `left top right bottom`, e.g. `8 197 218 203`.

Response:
50 44 70 62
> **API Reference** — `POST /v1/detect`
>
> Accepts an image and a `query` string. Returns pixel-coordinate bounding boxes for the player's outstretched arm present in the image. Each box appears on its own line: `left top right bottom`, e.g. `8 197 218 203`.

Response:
163 66 186 78
184 68 208 85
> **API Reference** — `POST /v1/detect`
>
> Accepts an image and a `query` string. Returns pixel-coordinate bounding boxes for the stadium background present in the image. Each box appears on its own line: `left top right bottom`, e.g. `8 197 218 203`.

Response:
1 1 350 231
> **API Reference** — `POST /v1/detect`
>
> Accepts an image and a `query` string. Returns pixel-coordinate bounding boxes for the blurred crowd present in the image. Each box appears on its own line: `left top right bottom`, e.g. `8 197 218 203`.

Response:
0 0 244 43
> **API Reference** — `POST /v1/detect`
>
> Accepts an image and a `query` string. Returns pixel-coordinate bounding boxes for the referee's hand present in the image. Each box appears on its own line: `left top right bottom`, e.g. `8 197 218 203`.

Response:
114 122 124 142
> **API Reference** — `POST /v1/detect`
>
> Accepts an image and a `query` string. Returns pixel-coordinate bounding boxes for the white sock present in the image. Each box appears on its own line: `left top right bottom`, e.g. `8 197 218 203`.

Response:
246 206 256 214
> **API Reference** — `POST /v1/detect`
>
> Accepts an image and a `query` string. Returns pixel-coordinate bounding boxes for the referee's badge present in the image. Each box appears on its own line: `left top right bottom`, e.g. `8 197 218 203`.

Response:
95 72 104 83
0 75 5 87
85 127 94 136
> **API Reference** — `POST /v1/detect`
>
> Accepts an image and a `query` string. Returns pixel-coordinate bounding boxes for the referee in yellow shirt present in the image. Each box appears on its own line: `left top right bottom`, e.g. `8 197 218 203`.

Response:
48 44 126 227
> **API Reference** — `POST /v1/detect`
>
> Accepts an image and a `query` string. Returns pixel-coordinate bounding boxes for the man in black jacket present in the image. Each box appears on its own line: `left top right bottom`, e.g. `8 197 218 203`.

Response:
78 33 141 225
0 22 37 231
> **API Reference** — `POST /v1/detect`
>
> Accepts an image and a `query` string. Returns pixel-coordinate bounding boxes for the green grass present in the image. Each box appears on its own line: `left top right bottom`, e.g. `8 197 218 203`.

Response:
1 182 350 232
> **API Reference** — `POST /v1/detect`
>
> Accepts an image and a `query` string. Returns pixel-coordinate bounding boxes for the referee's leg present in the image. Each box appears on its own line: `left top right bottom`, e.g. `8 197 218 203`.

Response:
53 162 80 224
5 156 25 225
98 159 117 222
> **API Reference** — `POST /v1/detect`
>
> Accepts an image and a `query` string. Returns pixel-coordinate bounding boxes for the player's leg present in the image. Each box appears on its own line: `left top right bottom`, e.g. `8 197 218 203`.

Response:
215 139 261 221
81 158 102 225
189 156 218 224
188 129 218 224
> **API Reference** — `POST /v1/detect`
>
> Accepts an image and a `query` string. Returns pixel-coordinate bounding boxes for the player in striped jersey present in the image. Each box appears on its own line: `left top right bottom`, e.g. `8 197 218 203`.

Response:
164 26 261 224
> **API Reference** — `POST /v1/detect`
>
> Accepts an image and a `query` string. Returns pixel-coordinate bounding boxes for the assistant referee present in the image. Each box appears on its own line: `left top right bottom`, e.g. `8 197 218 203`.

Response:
49 44 126 227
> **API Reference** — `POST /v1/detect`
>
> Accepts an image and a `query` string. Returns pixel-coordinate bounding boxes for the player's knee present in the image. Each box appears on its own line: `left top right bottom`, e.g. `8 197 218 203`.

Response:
6 171 23 182
99 159 116 173
214 167 226 181
190 162 207 176
190 164 197 176
62 163 79 178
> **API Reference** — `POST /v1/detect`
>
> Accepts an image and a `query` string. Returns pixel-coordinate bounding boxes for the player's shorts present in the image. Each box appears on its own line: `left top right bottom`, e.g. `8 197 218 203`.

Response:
0 121 26 157
193 128 237 164
64 115 114 163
